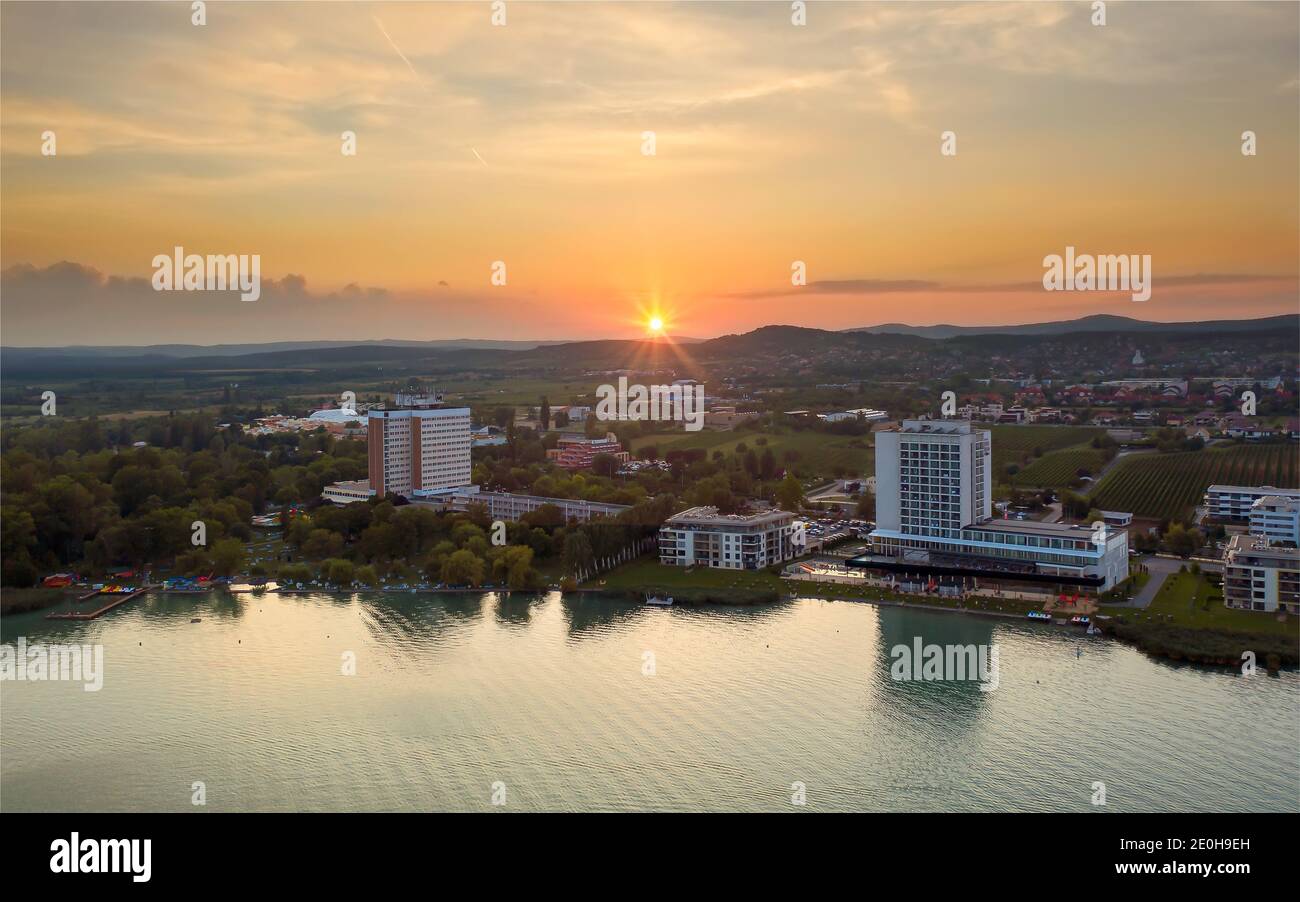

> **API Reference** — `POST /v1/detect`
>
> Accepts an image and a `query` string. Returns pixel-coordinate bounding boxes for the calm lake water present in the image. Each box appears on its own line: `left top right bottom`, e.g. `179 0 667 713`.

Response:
2 590 1296 812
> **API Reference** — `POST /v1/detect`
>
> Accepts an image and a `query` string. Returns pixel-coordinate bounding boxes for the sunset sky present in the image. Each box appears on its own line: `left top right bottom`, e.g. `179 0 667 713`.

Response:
2 1 1297 345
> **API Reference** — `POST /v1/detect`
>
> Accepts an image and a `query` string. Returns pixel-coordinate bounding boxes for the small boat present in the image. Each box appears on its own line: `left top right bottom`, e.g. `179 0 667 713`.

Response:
190 617 201 623
1086 624 1101 635
1026 610 1052 621
645 594 674 606
1070 615 1091 626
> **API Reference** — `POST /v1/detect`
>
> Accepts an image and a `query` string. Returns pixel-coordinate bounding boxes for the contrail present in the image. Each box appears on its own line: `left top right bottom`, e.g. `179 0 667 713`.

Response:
372 15 425 88
471 148 488 166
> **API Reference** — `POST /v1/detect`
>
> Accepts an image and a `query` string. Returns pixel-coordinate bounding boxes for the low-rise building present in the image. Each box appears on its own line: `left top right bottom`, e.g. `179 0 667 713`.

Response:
1205 485 1300 522
659 506 798 570
1249 496 1300 545
1222 534 1300 613
547 433 630 470
321 479 374 504
448 488 629 522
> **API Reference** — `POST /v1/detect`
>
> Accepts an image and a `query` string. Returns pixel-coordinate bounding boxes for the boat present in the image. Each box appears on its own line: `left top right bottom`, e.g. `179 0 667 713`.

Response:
1026 610 1052 621
1070 615 1091 626
1086 624 1102 635
190 617 202 624
645 594 674 606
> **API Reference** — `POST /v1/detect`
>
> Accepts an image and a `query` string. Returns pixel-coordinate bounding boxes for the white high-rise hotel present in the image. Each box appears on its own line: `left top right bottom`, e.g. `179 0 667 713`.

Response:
367 393 472 499
869 420 1129 591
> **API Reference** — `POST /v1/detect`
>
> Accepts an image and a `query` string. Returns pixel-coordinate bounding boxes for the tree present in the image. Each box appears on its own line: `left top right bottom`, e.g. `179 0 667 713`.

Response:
442 549 485 587
326 558 355 586
776 473 804 512
855 489 876 520
210 537 246 577
540 397 551 431
562 530 595 576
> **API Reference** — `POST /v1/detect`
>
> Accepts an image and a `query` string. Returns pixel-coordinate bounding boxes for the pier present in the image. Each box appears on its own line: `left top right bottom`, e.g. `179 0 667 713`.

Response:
46 586 153 620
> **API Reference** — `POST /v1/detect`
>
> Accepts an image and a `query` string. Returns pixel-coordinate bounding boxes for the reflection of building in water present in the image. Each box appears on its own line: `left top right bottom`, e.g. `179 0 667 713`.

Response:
872 607 999 725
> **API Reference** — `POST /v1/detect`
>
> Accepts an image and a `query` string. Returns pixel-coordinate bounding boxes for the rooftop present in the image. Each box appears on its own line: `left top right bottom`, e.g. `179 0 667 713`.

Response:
1208 485 1300 496
896 418 974 435
664 506 795 528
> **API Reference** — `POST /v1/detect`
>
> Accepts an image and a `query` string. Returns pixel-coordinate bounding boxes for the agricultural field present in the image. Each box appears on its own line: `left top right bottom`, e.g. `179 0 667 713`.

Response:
1009 446 1107 487
988 424 1105 474
630 428 872 479
1090 443 1299 521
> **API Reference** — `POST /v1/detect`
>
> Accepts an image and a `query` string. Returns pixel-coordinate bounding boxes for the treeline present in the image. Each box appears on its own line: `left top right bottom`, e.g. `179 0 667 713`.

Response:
1 414 365 586
275 493 677 591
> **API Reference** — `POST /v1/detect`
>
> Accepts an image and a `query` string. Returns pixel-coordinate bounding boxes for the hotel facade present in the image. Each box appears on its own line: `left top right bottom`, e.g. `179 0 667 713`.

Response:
320 392 473 502
862 419 1129 591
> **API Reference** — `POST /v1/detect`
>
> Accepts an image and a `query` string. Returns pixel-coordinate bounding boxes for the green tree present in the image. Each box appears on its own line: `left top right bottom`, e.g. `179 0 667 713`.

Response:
210 537 246 576
442 549 485 587
776 473 804 512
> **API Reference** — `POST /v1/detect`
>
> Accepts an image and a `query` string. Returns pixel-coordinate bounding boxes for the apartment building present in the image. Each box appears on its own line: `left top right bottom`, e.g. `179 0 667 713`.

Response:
1205 485 1300 522
659 506 797 570
865 419 1129 590
1222 534 1300 613
1248 496 1300 545
548 434 630 470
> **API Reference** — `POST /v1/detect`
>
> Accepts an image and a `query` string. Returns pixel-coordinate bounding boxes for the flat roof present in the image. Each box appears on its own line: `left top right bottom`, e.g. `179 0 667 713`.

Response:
968 518 1101 537
1207 485 1300 495
665 505 794 527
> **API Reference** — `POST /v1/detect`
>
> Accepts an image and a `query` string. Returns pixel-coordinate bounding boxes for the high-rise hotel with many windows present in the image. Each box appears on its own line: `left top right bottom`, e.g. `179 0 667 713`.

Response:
865 419 1129 591
366 392 472 499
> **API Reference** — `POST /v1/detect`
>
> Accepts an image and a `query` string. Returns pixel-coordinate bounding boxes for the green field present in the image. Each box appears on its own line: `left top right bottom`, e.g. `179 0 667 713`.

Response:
1010 446 1107 487
1090 443 1299 521
989 425 1104 473
630 428 872 479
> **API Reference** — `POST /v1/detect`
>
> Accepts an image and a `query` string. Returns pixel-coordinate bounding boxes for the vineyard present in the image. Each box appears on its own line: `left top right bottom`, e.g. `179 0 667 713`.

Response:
989 425 1104 474
1089 443 1300 521
1010 446 1107 487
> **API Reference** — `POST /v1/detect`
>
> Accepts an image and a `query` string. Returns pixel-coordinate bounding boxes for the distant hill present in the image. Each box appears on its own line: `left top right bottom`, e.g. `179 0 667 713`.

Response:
845 313 1299 339
0 338 569 360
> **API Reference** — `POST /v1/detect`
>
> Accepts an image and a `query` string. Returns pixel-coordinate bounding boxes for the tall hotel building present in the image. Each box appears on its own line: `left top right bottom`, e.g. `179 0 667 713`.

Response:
862 419 1129 591
366 392 472 499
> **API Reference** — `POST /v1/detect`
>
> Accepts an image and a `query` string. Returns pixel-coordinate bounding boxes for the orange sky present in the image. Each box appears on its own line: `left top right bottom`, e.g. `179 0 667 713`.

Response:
2 1 1297 344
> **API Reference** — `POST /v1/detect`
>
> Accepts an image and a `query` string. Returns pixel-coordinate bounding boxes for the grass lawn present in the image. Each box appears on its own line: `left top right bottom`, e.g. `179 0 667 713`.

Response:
586 556 1041 615
1102 571 1298 638
590 556 783 593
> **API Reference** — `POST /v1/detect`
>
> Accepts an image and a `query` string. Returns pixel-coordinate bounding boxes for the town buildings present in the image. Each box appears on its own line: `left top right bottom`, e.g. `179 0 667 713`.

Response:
658 506 798 570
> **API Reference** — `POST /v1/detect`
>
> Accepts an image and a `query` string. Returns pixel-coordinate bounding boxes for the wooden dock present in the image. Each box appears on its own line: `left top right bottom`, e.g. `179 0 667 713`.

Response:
47 586 152 620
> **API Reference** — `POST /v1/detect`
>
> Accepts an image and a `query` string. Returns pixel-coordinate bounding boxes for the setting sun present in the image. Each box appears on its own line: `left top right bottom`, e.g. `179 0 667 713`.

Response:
648 316 664 335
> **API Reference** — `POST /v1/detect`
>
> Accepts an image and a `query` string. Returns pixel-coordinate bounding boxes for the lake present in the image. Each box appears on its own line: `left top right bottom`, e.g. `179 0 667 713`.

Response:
2 590 1295 812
